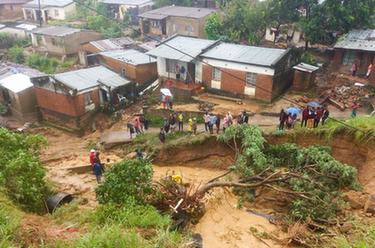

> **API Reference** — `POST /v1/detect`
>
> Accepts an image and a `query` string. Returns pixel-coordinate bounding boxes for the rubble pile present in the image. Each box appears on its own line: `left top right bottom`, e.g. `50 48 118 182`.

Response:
198 102 215 112
324 84 375 110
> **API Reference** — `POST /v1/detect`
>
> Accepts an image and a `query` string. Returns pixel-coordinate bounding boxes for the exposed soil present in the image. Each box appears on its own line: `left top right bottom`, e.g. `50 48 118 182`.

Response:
267 134 375 194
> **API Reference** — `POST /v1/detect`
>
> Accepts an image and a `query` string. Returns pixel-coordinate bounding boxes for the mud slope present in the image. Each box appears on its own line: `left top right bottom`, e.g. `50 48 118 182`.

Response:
267 134 375 194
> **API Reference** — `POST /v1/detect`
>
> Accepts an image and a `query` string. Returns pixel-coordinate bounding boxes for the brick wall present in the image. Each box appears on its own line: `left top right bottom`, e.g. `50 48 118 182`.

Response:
0 4 24 19
136 63 158 84
220 68 246 94
332 49 343 70
292 70 314 91
166 16 200 37
35 87 99 118
255 74 273 101
202 64 212 87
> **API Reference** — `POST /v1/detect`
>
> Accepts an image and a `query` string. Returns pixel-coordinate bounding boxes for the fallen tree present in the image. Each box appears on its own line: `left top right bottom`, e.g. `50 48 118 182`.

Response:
154 125 359 228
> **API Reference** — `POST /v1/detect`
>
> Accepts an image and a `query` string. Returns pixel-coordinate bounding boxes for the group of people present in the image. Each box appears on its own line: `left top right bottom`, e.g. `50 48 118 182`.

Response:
279 105 330 131
127 114 149 139
351 62 373 79
158 110 250 143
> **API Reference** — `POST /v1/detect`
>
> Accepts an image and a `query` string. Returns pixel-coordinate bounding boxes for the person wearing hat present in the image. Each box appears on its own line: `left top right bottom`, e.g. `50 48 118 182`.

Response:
89 149 96 168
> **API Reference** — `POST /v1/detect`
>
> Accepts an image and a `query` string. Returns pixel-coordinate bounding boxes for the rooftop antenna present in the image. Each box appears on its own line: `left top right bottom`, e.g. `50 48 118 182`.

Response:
38 0 42 26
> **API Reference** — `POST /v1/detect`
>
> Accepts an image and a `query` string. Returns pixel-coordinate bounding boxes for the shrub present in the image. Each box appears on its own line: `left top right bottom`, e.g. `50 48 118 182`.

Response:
92 203 170 228
96 159 153 205
26 54 60 74
0 128 47 212
8 46 25 64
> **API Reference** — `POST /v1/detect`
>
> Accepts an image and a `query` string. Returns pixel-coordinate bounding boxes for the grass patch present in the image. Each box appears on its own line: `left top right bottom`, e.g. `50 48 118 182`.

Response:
274 117 375 144
0 191 22 247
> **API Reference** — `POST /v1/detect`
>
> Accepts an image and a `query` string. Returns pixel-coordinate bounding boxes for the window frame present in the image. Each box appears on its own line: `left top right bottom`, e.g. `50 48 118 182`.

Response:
166 59 177 73
245 72 257 87
212 67 221 81
343 51 356 65
84 93 93 106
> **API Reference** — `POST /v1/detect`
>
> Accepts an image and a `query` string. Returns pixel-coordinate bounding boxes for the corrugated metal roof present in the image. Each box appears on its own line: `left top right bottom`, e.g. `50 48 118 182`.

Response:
100 49 156 65
89 37 134 51
32 26 81 37
15 23 37 31
334 29 375 52
147 36 216 62
293 63 319 73
0 0 28 4
54 66 131 92
139 6 216 20
0 73 33 93
100 0 153 6
24 0 73 8
201 43 287 67
0 62 46 80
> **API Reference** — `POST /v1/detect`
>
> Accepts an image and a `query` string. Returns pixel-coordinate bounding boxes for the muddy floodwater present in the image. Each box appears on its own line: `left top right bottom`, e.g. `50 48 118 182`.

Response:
153 165 282 248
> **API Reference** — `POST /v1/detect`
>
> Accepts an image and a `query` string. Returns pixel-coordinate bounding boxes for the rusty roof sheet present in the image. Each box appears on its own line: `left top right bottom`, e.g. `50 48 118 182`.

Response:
334 29 375 52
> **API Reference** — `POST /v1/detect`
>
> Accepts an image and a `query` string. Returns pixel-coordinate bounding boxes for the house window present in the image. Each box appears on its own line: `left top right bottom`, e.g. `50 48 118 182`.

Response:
54 9 59 17
212 67 221 81
166 59 178 73
84 93 92 105
246 72 257 87
343 51 356 65
185 25 193 32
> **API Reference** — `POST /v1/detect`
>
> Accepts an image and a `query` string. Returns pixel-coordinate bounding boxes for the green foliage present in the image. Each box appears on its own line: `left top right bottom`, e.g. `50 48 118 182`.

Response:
86 15 122 38
301 52 317 65
8 46 25 64
155 0 192 8
96 159 153 205
92 203 170 229
0 128 47 212
55 225 150 248
205 13 223 40
218 125 359 221
0 33 30 49
0 191 22 246
26 54 60 74
24 54 76 74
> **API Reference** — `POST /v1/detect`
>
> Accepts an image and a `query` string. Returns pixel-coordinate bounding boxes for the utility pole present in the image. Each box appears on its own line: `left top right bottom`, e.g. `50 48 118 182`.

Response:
38 0 42 26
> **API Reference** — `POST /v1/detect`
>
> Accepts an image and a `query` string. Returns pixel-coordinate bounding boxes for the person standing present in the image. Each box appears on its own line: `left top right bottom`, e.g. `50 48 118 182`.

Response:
192 117 197 135
161 94 167 109
307 107 315 128
178 112 184 131
175 64 180 80
188 117 193 132
209 114 217 134
242 111 249 124
163 118 170 133
351 102 360 118
159 128 166 143
301 107 308 127
169 113 177 132
226 112 233 126
204 112 210 132
127 122 135 139
215 115 221 134
279 109 286 130
93 158 104 183
367 63 373 79
322 107 329 125
351 62 358 77
314 107 323 128
134 117 142 134
180 65 186 83
89 149 96 168
223 115 229 132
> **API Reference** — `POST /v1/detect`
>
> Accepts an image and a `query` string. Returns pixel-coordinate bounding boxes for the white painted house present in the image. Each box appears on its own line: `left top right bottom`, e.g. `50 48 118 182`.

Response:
23 0 76 23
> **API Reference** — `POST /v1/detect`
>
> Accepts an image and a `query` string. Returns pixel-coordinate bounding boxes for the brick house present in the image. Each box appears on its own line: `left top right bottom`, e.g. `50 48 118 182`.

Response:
139 6 217 38
23 0 76 23
33 66 131 129
200 43 299 102
0 0 28 21
147 35 299 102
30 26 101 56
333 29 375 84
100 0 154 24
97 49 157 84
0 62 47 121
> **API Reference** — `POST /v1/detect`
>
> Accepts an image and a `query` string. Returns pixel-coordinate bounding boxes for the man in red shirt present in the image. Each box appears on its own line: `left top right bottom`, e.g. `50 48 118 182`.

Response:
301 107 309 127
89 149 96 168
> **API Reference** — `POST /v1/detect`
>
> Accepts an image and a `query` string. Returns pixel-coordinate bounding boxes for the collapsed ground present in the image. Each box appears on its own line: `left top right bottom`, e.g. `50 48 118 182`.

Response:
6 119 371 248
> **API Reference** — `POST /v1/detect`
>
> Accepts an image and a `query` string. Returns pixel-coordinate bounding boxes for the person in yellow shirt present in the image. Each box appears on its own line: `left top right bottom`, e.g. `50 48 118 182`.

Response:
188 117 193 132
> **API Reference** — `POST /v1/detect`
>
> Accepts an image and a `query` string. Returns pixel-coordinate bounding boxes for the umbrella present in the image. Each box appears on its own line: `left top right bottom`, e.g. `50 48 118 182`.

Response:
286 107 300 116
160 88 172 97
307 101 320 108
